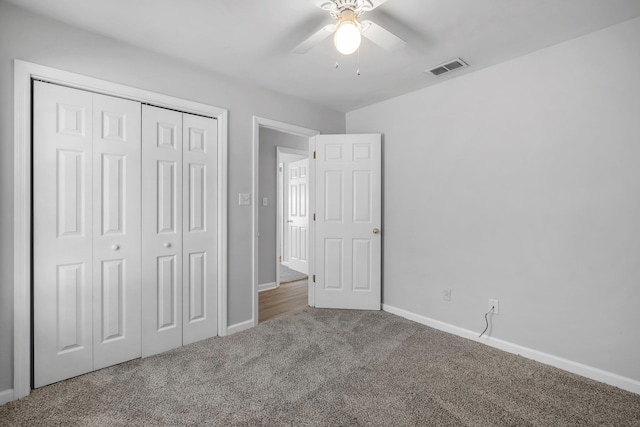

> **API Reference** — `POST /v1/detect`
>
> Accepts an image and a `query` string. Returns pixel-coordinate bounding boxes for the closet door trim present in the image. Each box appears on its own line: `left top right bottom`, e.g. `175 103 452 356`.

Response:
13 60 228 401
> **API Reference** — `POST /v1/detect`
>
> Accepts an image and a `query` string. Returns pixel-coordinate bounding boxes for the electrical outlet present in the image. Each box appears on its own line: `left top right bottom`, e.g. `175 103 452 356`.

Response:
443 289 451 302
488 299 499 315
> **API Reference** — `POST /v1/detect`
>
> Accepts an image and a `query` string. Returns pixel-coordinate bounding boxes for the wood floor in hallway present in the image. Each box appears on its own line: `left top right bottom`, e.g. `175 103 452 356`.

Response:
259 279 308 323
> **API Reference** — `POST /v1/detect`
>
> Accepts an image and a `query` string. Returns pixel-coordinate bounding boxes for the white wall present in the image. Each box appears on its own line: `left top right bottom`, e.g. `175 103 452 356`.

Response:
258 128 309 285
347 17 640 383
0 1 344 394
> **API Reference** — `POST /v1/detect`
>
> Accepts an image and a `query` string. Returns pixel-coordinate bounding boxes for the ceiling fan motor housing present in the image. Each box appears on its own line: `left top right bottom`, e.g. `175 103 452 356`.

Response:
322 0 373 20
293 0 405 55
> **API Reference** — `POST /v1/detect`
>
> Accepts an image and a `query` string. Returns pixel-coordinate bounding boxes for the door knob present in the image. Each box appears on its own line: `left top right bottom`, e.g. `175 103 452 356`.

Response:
373 228 380 234
112 244 120 251
287 220 293 223
164 242 172 248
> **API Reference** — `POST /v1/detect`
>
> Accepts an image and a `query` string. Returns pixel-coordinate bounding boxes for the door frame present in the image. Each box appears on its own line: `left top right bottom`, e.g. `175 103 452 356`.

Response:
13 60 229 400
251 117 319 327
276 146 308 286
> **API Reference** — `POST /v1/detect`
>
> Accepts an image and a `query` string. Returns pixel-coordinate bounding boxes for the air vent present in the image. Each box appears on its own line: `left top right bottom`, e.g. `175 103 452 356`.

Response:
426 58 468 77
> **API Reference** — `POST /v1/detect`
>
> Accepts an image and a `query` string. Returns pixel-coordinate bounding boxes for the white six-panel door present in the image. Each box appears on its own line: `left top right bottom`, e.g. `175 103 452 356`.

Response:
182 113 218 345
34 81 142 387
34 82 94 387
314 134 382 310
141 106 218 356
287 158 309 274
142 105 184 357
92 93 142 370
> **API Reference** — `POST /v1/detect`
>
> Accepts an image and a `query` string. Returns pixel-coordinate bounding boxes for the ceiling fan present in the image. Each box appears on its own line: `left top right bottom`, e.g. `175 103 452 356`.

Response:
293 0 406 55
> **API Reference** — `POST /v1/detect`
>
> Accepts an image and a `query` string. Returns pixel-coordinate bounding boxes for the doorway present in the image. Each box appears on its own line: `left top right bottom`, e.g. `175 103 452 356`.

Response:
279 147 309 279
252 117 319 325
259 147 308 323
251 119 383 325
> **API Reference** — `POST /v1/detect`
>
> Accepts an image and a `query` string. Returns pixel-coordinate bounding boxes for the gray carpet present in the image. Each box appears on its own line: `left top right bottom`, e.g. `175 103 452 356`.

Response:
1 309 639 426
279 264 307 283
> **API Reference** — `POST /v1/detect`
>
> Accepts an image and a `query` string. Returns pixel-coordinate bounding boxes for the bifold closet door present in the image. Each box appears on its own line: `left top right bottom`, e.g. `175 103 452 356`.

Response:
141 106 218 356
182 113 218 345
34 82 94 387
142 105 184 357
34 81 142 387
92 93 142 370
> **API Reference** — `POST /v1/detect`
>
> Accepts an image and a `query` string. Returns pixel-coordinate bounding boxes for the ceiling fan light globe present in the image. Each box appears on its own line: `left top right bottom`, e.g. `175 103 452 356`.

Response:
334 21 361 55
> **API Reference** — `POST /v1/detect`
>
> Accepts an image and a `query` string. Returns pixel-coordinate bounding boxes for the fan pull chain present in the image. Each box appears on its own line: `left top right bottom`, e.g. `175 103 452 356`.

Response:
356 47 361 76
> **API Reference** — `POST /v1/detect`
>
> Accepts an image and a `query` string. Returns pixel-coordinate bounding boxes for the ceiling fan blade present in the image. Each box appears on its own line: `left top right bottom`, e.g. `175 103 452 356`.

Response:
360 20 406 51
292 24 336 54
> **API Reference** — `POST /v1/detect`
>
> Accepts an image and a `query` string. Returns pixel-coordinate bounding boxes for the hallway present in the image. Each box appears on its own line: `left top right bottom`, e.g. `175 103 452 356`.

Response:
259 279 308 323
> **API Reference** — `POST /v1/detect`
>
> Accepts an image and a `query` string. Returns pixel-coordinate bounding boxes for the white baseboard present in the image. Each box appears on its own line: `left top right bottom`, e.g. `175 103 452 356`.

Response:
382 304 640 395
258 282 278 292
226 318 255 335
0 388 14 405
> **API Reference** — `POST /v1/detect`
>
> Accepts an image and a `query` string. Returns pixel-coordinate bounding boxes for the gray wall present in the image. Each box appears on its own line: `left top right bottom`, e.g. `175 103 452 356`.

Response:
258 128 308 285
0 1 345 393
347 17 640 382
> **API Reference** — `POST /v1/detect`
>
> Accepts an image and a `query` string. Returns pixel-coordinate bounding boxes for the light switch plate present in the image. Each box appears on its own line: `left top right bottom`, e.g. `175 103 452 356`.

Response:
262 197 268 206
238 193 251 206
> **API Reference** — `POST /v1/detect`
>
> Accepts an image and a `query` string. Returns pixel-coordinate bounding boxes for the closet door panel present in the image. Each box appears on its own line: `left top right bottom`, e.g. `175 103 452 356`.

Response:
142 105 184 357
92 93 142 370
182 114 218 344
34 81 94 387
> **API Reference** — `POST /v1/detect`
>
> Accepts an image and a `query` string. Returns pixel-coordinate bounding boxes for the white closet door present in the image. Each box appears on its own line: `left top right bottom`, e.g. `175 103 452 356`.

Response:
182 113 218 345
92 93 142 369
142 105 184 357
34 81 94 387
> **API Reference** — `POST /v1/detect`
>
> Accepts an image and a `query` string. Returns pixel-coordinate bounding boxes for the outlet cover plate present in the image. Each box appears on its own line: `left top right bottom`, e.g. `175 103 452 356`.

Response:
488 299 499 315
443 289 451 302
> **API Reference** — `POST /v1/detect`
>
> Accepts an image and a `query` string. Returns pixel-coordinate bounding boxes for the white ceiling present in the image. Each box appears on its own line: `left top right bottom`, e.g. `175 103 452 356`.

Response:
8 0 640 112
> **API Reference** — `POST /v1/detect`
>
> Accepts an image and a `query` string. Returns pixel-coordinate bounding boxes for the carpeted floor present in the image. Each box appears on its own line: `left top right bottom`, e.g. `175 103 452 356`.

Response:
1 309 639 426
279 263 307 283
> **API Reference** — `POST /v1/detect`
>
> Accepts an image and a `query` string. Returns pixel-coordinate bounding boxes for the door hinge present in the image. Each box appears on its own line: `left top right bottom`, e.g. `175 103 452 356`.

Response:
279 256 282 263
313 275 316 283
313 151 316 159
313 213 316 221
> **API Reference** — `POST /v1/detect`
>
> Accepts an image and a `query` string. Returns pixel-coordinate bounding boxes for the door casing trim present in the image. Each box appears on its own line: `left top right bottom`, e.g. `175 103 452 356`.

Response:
13 59 229 401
